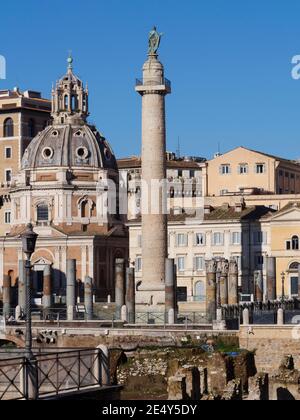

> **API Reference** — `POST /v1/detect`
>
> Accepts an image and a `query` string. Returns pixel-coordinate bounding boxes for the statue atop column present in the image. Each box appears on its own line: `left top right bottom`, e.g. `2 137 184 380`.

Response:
148 26 163 55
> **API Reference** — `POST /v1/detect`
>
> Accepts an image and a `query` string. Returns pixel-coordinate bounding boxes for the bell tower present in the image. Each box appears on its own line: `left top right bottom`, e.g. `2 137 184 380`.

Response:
51 55 89 125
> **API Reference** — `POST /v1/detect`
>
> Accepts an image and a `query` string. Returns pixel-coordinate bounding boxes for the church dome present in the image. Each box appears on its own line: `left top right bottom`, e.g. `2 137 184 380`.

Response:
21 56 117 171
22 124 117 170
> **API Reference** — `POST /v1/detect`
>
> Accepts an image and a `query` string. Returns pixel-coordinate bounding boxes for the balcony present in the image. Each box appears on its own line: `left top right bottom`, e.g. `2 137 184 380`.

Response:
135 78 171 92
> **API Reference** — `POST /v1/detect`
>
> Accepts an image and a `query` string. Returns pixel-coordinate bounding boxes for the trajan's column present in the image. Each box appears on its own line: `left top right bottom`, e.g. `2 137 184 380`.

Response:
135 27 171 310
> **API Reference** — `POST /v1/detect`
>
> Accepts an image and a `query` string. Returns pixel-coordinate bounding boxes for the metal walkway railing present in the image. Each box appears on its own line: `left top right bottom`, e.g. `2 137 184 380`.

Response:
0 348 109 400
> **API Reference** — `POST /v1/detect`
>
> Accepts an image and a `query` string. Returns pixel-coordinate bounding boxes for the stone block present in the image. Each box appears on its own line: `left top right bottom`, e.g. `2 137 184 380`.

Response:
221 379 243 400
248 373 269 400
168 375 187 400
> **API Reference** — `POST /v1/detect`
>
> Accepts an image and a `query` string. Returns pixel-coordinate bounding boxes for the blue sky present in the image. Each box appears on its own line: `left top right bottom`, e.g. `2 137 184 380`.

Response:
1 0 300 160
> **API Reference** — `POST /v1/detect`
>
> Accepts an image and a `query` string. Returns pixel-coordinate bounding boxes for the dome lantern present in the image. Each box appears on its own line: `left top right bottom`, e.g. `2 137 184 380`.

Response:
51 55 89 125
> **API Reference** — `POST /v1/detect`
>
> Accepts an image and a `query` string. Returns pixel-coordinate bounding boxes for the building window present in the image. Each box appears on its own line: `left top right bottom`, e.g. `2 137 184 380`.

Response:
255 255 264 269
177 287 187 302
3 118 14 137
195 233 205 246
5 169 12 183
135 257 142 272
194 281 205 302
28 119 35 137
64 95 69 110
231 232 241 245
220 165 231 175
256 164 265 174
292 236 299 251
212 232 224 246
81 200 88 218
220 189 228 196
253 231 267 245
195 256 205 271
239 164 248 175
190 170 195 178
37 204 49 221
177 257 185 272
4 211 11 224
287 236 299 251
176 233 188 247
5 147 12 159
178 170 183 178
71 95 78 111
291 277 299 296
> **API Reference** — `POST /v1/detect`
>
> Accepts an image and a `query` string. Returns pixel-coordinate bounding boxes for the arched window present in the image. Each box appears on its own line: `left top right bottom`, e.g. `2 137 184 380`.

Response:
28 119 35 137
4 118 14 137
289 262 300 271
292 236 299 251
194 281 205 302
81 200 88 218
64 95 69 110
71 95 78 111
37 204 49 221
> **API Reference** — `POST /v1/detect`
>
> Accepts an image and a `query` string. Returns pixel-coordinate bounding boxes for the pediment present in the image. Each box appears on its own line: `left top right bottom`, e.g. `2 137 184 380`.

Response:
33 257 52 266
34 225 67 238
271 207 300 222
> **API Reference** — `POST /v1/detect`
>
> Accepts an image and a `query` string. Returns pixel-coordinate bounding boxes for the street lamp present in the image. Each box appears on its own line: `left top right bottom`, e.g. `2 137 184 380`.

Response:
216 263 222 310
281 271 285 303
21 224 38 359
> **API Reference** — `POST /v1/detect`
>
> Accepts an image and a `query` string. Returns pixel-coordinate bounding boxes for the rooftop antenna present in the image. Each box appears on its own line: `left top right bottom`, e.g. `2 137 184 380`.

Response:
176 136 181 158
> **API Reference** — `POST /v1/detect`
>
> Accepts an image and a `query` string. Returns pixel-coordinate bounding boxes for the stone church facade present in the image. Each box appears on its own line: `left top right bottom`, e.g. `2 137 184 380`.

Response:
0 57 128 306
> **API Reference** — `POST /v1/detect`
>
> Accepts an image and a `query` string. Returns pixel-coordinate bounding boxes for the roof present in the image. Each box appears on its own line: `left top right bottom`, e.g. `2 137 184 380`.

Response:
270 201 300 216
118 156 204 170
6 223 126 239
211 146 300 167
204 205 274 221
22 123 117 171
128 205 274 225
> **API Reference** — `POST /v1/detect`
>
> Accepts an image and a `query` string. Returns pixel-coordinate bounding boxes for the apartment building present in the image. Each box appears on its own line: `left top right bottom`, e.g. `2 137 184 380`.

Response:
0 89 51 235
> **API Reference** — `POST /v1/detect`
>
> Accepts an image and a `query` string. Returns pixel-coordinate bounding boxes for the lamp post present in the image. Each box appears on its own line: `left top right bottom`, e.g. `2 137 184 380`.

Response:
216 264 222 309
21 224 38 359
281 271 285 303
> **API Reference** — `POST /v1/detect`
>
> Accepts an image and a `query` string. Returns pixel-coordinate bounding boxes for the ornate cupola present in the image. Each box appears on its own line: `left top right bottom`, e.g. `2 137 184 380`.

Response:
51 55 89 125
